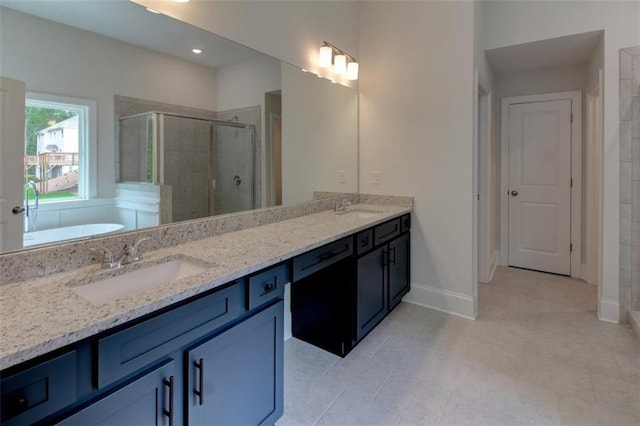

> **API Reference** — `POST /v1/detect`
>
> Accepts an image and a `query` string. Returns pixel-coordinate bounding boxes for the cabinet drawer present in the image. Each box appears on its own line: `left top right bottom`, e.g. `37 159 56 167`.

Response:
247 263 289 310
1 351 76 425
97 283 241 388
356 229 374 255
401 214 411 233
293 237 353 281
58 359 175 426
373 218 400 247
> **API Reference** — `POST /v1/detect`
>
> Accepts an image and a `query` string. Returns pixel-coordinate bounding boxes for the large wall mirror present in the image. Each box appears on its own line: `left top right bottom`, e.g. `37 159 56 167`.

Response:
0 1 358 254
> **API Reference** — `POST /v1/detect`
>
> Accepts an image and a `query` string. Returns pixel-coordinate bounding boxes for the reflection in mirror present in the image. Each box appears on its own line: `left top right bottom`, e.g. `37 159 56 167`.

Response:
0 1 358 254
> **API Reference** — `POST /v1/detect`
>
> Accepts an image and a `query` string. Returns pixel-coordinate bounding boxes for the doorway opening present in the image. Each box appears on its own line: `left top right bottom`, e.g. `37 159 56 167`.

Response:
501 91 582 277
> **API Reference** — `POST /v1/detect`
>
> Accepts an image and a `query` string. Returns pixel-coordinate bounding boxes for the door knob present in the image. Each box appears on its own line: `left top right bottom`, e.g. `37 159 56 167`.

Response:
12 206 25 214
510 190 519 197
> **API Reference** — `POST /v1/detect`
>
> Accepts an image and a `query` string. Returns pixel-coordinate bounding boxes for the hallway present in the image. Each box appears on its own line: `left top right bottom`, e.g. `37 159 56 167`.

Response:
278 267 640 425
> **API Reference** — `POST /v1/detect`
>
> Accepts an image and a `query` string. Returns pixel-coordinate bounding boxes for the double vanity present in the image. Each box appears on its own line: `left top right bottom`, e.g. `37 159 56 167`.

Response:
0 195 411 425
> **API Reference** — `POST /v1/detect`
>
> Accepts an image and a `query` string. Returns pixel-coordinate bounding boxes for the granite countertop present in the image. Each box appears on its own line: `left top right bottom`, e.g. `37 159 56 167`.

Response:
0 203 410 370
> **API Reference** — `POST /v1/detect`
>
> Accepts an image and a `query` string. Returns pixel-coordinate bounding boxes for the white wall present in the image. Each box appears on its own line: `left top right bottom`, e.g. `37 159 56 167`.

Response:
281 64 358 204
359 1 476 318
473 1 498 286
134 0 359 87
480 0 640 323
496 65 588 98
0 7 218 198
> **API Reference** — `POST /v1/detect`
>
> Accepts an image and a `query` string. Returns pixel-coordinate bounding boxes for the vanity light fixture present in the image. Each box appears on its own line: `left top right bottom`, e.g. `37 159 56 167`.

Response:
192 48 203 54
346 61 359 80
318 45 333 68
334 54 346 74
317 41 358 80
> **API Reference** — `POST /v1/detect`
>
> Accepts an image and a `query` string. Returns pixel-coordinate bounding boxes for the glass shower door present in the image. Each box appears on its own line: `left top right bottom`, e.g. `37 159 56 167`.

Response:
161 114 212 222
212 123 256 215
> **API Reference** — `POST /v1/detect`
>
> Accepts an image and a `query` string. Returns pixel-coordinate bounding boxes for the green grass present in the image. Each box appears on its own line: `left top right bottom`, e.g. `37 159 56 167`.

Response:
26 191 77 201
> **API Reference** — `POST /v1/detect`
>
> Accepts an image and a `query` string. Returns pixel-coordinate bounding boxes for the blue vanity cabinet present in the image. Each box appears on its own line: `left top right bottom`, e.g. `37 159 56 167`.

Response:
355 214 411 340
2 261 289 426
57 360 176 426
186 301 284 425
0 351 77 425
389 232 411 310
356 246 388 341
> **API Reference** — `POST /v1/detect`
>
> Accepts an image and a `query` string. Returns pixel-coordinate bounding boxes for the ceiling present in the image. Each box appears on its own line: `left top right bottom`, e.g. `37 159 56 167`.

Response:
1 0 263 69
485 30 603 75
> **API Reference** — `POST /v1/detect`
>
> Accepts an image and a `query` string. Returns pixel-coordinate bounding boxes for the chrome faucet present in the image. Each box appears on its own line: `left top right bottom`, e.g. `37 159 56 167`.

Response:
118 237 151 266
24 181 39 232
334 199 352 213
92 238 151 269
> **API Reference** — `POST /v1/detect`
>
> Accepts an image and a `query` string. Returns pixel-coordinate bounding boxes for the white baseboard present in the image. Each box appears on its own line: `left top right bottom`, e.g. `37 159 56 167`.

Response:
403 282 476 320
488 250 499 282
598 297 620 324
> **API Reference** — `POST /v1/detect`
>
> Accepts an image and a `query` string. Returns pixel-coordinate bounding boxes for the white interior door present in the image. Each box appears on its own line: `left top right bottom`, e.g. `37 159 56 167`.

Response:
508 99 572 275
0 76 25 252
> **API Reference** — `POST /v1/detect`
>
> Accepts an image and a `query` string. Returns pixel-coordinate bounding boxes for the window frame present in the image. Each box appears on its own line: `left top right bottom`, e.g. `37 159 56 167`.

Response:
25 92 97 201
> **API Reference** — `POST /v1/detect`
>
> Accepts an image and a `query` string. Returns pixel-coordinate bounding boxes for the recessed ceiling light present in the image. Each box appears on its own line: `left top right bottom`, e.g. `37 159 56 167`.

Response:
192 48 202 54
174 0 190 3
146 7 161 14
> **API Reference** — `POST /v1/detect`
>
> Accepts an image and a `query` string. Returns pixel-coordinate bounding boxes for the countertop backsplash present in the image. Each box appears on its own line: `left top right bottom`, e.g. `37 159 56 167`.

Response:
0 193 411 285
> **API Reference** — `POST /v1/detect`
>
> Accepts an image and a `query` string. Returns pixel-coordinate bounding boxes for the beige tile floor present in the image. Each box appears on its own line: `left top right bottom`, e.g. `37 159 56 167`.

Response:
277 266 640 426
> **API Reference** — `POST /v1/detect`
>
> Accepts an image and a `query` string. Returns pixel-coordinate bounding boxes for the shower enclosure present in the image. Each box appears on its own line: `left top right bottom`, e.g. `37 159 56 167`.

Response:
118 112 257 222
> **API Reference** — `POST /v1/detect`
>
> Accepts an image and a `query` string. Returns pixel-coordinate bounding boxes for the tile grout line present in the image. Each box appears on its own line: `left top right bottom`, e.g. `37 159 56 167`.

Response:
370 367 394 402
434 389 454 426
311 388 345 426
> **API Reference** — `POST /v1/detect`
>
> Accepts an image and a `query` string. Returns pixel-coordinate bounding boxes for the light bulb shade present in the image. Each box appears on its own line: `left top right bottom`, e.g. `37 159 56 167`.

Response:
319 46 333 68
346 61 359 80
334 54 347 74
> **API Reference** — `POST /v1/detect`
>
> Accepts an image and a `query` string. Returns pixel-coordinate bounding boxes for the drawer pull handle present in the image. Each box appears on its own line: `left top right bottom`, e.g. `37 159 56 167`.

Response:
264 280 275 293
8 393 29 415
318 251 336 261
163 375 174 426
194 358 204 406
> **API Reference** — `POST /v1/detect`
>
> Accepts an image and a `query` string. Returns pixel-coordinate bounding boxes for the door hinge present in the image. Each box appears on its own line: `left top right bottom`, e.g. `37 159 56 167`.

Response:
570 243 573 252
476 193 480 201
570 178 573 188
570 113 573 123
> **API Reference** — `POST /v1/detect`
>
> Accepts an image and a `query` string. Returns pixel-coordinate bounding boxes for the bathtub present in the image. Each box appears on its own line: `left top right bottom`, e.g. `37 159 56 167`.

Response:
23 223 125 247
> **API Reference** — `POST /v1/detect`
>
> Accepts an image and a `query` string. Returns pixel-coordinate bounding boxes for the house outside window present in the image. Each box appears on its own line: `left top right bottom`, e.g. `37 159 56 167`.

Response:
25 94 95 201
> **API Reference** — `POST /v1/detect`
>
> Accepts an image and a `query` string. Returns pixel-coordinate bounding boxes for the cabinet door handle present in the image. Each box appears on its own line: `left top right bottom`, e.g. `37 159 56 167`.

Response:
194 358 204 406
8 393 29 416
382 249 388 267
318 251 336 262
264 279 276 293
389 246 396 266
163 375 174 426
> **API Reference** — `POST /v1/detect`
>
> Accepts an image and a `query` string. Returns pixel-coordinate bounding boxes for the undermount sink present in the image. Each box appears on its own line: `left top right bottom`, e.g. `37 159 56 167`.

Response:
70 258 209 305
337 207 384 219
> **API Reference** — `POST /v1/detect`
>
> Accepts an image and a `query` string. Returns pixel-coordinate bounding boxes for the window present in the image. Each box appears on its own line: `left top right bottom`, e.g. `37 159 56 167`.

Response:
25 93 96 201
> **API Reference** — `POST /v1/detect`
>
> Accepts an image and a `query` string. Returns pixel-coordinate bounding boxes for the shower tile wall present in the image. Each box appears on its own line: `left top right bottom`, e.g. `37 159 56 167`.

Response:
214 125 255 215
163 116 211 222
114 95 219 183
620 46 640 319
119 115 149 182
216 106 262 214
